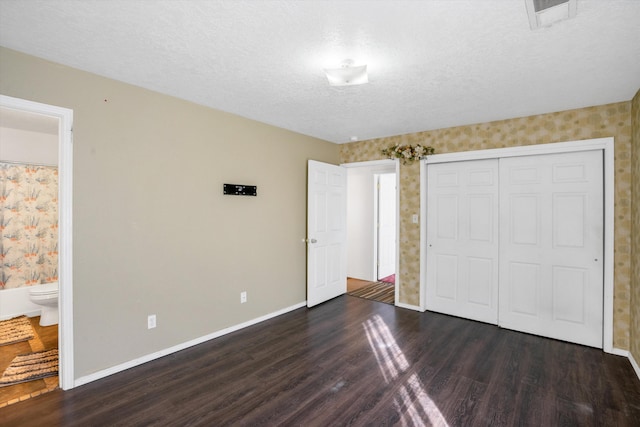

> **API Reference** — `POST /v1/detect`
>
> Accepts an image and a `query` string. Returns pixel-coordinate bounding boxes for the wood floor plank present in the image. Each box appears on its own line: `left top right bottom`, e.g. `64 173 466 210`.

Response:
2 296 640 426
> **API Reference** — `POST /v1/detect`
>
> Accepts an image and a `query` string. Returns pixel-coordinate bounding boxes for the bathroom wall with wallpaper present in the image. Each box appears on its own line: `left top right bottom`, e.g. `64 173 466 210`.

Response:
340 101 633 350
631 90 640 362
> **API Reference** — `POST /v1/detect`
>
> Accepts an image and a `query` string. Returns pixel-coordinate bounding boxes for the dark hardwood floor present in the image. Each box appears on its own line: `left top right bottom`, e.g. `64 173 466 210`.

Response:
3 296 640 426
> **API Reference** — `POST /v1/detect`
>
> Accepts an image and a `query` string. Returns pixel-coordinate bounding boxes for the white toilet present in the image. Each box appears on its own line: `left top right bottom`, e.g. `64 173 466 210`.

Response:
29 282 59 326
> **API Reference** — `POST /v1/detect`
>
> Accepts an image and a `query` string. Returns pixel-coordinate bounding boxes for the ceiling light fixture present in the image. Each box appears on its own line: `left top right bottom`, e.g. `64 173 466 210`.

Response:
525 0 577 30
323 59 368 87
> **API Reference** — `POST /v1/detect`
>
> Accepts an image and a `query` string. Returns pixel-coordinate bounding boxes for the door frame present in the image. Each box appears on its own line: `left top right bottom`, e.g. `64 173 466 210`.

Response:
343 159 400 304
420 138 615 353
0 95 74 389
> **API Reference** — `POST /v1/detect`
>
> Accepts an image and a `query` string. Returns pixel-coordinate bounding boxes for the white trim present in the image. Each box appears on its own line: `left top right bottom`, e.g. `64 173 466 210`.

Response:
419 160 427 312
396 302 424 312
341 159 396 169
393 159 400 307
602 140 615 354
372 176 378 280
0 95 74 390
373 175 379 280
610 347 629 357
421 138 615 352
424 138 613 164
75 301 306 387
629 352 640 381
395 302 422 312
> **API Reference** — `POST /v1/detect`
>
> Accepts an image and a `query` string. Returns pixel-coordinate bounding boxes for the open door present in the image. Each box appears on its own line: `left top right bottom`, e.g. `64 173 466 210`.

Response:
307 160 347 307
376 173 396 280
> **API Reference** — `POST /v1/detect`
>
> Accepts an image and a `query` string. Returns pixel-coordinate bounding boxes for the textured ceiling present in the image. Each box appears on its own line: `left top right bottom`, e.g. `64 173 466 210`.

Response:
0 0 639 143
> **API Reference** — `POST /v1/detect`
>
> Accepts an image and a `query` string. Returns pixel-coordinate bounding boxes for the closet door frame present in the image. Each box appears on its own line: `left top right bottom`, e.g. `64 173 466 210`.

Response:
419 137 615 354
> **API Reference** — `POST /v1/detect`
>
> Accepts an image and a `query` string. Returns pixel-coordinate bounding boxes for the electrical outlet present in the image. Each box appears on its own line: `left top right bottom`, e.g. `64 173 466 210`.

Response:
147 314 156 329
412 214 419 224
240 291 247 304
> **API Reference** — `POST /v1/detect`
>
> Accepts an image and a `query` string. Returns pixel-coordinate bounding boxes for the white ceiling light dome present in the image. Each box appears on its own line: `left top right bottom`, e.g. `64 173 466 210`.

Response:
323 59 368 87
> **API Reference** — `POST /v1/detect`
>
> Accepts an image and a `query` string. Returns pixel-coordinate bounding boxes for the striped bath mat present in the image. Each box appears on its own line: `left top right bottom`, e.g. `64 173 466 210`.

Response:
0 349 59 387
0 316 35 346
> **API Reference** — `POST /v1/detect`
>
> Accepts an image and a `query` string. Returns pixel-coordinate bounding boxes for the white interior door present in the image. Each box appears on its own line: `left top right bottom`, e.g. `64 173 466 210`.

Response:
307 160 347 307
376 173 396 280
499 150 603 347
425 159 500 324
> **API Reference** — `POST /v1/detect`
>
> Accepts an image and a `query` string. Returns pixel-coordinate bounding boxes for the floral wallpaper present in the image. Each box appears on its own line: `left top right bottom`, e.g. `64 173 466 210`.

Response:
631 90 640 361
340 101 633 350
0 163 59 289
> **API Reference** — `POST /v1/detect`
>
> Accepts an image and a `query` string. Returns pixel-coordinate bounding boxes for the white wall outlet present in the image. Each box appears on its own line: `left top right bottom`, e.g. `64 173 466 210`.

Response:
240 291 247 304
147 314 156 329
412 214 419 224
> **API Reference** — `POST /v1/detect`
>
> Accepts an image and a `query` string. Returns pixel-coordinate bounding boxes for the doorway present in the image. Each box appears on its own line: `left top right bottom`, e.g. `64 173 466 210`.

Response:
0 95 74 390
344 160 398 304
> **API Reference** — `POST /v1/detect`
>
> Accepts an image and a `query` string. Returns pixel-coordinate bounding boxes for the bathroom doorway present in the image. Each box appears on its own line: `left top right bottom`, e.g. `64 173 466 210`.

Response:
0 95 74 393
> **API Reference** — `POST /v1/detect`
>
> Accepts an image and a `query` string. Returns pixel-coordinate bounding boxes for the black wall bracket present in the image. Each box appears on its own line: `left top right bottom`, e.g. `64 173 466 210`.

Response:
224 183 257 196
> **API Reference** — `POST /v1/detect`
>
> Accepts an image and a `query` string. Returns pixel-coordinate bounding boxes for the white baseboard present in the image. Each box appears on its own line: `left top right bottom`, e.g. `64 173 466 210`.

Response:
74 301 307 387
395 301 422 312
70 300 640 387
629 351 640 381
609 347 629 357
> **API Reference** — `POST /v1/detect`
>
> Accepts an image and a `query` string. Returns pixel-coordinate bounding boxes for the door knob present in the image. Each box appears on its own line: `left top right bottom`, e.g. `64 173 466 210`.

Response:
310 238 318 244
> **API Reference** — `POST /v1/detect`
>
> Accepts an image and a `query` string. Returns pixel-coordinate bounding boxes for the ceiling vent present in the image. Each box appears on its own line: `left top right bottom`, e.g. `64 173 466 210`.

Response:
525 0 577 30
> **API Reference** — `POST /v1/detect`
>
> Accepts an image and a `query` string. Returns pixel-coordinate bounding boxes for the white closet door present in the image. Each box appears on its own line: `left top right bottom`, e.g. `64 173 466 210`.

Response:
426 159 499 324
498 150 603 348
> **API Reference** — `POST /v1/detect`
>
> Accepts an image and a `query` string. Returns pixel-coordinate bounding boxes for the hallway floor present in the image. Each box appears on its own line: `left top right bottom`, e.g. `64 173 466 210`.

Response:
346 277 375 292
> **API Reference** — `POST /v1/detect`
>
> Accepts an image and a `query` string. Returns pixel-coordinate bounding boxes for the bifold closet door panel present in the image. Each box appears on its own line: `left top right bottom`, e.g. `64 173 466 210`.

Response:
426 159 499 324
498 150 604 348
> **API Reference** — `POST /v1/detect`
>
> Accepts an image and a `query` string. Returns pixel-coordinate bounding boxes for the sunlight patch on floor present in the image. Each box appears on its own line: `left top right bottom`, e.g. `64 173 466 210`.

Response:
364 315 449 427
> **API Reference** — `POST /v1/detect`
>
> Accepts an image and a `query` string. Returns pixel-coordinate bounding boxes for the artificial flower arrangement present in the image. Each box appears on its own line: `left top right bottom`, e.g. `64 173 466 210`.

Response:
381 144 435 163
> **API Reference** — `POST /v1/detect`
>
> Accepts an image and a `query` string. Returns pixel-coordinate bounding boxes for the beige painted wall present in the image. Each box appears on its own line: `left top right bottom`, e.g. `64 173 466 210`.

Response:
0 47 339 378
631 89 640 362
341 101 634 350
0 126 58 165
